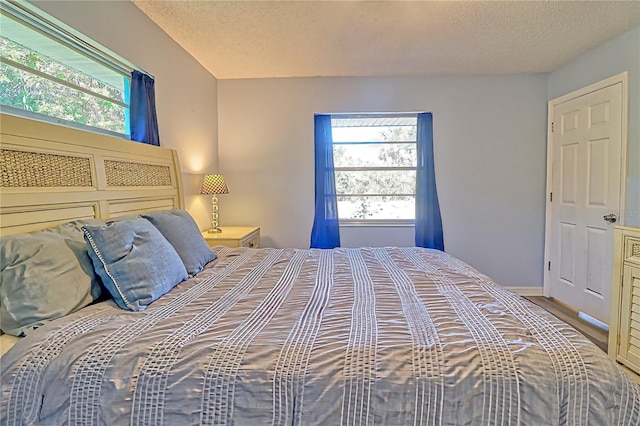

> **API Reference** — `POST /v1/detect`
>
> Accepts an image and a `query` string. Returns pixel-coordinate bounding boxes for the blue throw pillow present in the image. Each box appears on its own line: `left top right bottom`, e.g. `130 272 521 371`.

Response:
0 220 104 336
142 209 217 276
82 218 188 311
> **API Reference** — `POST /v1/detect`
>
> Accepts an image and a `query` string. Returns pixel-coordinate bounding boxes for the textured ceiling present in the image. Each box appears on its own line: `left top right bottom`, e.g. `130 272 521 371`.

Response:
132 0 640 80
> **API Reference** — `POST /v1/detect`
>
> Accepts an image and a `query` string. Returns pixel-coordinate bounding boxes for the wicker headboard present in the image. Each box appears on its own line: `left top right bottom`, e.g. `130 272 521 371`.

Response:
0 114 184 236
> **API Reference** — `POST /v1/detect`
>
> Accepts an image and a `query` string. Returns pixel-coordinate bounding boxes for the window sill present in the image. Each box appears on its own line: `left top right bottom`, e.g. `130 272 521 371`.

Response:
339 220 415 228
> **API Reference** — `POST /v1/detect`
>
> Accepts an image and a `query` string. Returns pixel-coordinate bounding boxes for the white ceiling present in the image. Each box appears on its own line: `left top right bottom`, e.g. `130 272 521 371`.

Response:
132 0 640 80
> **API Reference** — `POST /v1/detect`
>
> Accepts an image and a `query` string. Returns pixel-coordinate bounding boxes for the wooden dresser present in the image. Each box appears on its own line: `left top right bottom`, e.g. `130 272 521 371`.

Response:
609 226 640 378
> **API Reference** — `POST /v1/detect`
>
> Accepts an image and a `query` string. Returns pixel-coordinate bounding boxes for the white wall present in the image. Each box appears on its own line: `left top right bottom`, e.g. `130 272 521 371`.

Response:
218 75 548 287
29 1 634 290
548 26 640 227
32 0 219 228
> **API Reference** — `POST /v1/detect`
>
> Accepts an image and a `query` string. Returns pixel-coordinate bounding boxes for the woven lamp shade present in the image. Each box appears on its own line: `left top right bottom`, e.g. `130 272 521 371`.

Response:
201 174 229 195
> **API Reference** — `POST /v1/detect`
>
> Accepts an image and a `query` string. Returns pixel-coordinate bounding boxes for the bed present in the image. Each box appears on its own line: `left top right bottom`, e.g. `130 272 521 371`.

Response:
1 114 639 425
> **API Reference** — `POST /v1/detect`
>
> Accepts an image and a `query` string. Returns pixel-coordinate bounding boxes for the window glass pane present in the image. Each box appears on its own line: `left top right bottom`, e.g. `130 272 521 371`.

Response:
335 170 416 195
333 143 416 168
0 37 125 103
0 4 133 137
1 62 126 133
331 115 418 221
333 125 416 143
338 195 415 220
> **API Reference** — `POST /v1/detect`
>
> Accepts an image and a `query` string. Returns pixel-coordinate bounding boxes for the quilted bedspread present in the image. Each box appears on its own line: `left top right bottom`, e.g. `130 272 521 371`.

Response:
2 247 639 425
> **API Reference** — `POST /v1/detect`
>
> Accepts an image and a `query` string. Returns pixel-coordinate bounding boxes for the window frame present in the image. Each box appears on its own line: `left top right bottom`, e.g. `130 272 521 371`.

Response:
331 113 418 226
0 0 143 138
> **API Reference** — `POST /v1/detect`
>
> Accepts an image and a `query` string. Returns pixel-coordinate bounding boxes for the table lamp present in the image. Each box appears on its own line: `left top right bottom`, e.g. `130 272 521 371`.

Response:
201 174 229 233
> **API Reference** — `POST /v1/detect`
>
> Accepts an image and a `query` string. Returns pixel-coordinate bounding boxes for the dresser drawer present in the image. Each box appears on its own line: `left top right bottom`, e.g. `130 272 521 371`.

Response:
624 236 640 267
201 227 260 248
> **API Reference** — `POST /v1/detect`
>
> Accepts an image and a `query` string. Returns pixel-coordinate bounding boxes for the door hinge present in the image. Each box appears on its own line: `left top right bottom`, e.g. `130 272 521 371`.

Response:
548 261 551 271
551 122 554 133
550 192 553 202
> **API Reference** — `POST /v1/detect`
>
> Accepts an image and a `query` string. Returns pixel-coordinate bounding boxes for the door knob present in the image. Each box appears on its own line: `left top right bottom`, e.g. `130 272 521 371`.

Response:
603 213 617 223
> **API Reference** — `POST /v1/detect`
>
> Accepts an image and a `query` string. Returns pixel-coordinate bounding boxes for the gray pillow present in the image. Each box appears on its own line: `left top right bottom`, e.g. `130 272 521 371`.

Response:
83 218 188 311
142 209 217 276
0 220 104 336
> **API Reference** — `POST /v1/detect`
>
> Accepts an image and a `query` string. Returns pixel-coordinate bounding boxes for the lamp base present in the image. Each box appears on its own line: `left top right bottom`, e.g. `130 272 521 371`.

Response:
208 227 223 234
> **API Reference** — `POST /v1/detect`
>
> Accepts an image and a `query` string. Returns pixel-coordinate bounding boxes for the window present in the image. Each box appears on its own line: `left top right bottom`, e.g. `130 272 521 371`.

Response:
0 1 132 137
332 114 417 223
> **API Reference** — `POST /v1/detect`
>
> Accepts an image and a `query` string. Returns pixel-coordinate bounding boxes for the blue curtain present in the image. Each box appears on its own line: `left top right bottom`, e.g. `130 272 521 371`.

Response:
129 70 160 146
415 112 444 250
310 114 341 249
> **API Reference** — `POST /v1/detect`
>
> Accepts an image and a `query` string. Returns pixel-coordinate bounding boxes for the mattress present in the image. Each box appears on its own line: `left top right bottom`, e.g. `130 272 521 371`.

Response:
1 247 639 425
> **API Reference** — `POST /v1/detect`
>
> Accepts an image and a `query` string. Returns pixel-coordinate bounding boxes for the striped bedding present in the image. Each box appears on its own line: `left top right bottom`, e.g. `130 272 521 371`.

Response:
1 247 639 425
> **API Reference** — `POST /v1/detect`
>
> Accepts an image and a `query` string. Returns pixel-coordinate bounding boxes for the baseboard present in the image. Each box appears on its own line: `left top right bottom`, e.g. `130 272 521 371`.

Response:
505 286 544 296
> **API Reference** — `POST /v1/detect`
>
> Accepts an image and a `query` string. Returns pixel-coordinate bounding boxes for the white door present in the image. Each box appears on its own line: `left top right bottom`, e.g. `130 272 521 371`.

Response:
547 80 625 325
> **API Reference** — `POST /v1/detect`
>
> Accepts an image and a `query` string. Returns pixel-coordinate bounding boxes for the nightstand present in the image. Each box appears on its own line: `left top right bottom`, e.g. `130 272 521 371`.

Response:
201 227 260 248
